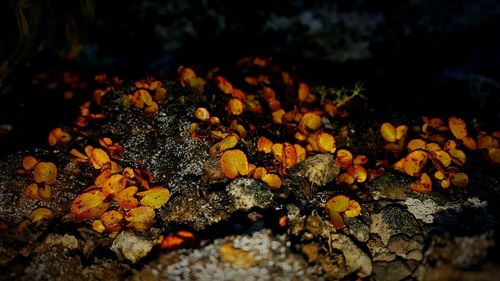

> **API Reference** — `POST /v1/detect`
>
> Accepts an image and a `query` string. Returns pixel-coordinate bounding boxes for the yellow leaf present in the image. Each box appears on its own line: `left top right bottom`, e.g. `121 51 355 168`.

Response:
410 173 432 193
335 149 353 168
114 186 139 209
28 207 53 223
325 195 350 213
407 139 426 152
300 113 322 131
102 174 126 196
195 107 210 121
34 162 57 185
228 98 244 115
403 151 428 176
450 172 468 188
262 173 282 189
448 117 467 140
137 187 171 209
317 132 336 153
380 123 397 142
22 156 38 171
220 135 239 151
345 200 361 217
220 149 249 179
100 210 124 233
71 190 110 221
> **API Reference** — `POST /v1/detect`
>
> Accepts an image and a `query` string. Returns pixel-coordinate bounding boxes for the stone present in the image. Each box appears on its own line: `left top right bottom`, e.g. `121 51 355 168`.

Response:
291 154 340 186
111 231 154 263
372 259 412 281
370 205 421 245
329 234 373 278
226 178 274 211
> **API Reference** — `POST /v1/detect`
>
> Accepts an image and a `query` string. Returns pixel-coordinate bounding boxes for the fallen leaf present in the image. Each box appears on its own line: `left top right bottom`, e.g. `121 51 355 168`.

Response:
125 206 155 231
215 76 233 94
114 186 139 209
160 230 195 251
22 156 38 171
262 173 282 189
100 210 124 232
335 149 353 168
300 113 322 131
410 173 432 193
136 187 171 209
28 207 53 223
450 172 468 187
380 123 397 142
90 148 110 169
220 149 249 179
102 174 126 196
34 162 57 185
403 151 428 176
407 139 426 152
449 117 467 140
344 200 361 217
228 98 243 115
71 190 110 221
325 195 349 213
195 107 210 121
220 135 239 151
317 132 336 153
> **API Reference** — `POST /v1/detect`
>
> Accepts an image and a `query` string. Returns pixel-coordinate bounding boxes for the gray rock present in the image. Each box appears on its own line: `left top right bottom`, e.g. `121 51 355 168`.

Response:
345 217 370 243
227 178 274 211
111 231 154 263
369 205 421 245
372 259 412 281
291 154 340 186
329 234 373 278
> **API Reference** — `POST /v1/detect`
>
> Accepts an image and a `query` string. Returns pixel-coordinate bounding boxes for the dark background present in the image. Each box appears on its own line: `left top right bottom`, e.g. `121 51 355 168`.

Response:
1 0 500 155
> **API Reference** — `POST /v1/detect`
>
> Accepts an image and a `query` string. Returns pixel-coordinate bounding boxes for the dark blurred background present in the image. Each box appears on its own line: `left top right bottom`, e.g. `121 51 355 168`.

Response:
1 0 500 155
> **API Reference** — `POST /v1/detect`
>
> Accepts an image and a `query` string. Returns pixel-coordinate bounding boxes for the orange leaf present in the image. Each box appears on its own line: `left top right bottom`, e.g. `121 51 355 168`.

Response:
125 206 155 231
325 195 349 213
425 142 441 152
262 173 282 189
335 149 353 168
48 128 71 146
28 207 53 223
353 155 368 165
430 150 452 167
136 187 170 209
443 140 457 151
283 143 297 168
114 186 139 209
300 113 322 131
37 184 51 201
257 137 273 153
22 156 38 171
336 172 355 185
195 107 210 121
448 117 467 140
477 135 499 149
160 230 195 251
294 144 307 162
272 109 285 124
220 135 239 151
344 200 361 218
100 210 123 232
228 98 243 115
407 139 426 152
450 172 468 188
215 76 233 94
220 149 249 179
329 211 345 229
449 149 466 166
71 190 110 221
252 167 267 180
90 148 110 169
34 162 57 185
396 125 408 140
271 143 284 161
403 151 428 176
487 147 500 165
381 123 397 142
317 132 336 153
25 183 39 199
410 173 432 193
102 174 126 196
95 168 112 187
298 83 310 102
462 137 477 150
348 164 367 183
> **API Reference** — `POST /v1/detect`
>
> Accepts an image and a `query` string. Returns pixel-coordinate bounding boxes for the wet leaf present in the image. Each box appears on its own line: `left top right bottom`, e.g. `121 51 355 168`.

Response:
71 190 110 221
220 135 239 151
37 184 51 201
48 128 71 146
300 113 322 131
22 156 38 171
228 98 243 115
335 149 353 168
430 150 452 167
252 167 267 180
195 107 210 121
462 137 477 150
380 123 397 142
262 173 282 189
160 230 195 251
449 117 467 140
396 125 408 140
408 139 426 152
90 148 110 169
325 195 349 213
403 151 428 176
114 186 139 209
136 187 170 209
450 172 468 188
100 210 123 232
353 155 368 165
215 76 233 94
449 148 466 166
34 162 57 185
28 207 53 223
102 174 126 196
317 132 336 153
25 183 39 199
336 172 355 185
220 149 249 179
345 200 361 217
125 206 155 231
348 164 367 183
410 173 432 193
294 144 306 162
